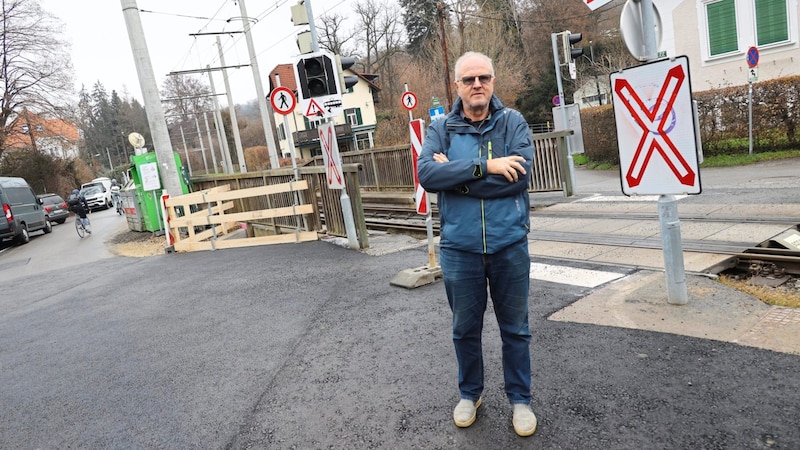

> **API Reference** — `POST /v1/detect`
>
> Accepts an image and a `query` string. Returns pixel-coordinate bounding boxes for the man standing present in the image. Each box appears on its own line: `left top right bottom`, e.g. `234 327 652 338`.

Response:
417 51 537 437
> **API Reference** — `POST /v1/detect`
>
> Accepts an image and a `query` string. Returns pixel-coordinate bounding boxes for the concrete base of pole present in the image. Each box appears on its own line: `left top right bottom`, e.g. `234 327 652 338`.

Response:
340 191 359 249
658 195 688 305
390 265 443 289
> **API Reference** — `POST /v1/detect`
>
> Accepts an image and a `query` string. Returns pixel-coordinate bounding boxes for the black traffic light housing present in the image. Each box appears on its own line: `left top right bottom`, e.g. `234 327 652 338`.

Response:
296 54 337 99
562 31 584 64
337 55 359 91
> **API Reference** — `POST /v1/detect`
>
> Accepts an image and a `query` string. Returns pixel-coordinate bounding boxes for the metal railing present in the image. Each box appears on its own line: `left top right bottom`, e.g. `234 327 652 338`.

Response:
303 131 571 194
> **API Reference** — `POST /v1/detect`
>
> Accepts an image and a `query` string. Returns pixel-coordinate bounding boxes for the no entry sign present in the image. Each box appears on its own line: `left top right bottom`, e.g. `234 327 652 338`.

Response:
610 56 701 196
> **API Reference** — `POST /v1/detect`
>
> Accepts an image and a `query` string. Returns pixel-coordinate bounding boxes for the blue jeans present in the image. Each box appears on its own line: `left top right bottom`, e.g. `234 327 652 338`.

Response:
440 238 532 405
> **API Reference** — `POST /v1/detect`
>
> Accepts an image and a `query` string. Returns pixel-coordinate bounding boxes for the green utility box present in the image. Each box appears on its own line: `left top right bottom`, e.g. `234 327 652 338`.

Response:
126 151 189 233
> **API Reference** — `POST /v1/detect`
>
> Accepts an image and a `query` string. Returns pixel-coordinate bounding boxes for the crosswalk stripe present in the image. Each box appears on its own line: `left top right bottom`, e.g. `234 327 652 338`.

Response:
530 263 624 288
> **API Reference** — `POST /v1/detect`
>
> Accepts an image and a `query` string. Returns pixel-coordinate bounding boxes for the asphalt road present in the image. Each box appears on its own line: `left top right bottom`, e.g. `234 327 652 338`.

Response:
0 206 128 280
2 161 800 449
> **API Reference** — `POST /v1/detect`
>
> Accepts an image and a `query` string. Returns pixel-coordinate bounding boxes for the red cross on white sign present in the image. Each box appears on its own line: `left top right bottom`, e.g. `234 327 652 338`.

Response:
409 119 428 214
611 56 701 196
318 122 344 189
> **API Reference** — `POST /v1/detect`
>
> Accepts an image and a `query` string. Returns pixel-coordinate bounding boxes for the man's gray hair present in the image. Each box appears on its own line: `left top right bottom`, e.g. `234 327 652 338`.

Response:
454 51 495 79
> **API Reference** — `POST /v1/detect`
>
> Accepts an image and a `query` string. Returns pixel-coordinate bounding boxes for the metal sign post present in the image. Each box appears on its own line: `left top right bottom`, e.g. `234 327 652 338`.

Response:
615 0 692 305
747 46 759 155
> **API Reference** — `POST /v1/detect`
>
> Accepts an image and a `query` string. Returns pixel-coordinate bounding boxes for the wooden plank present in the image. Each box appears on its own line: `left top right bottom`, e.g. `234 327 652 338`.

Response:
174 231 318 252
201 181 308 203
168 202 236 227
165 184 231 207
170 204 314 227
179 222 239 244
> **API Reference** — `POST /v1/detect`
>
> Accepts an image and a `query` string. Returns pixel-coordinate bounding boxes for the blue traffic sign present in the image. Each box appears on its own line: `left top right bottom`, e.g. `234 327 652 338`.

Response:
747 46 759 68
429 106 445 121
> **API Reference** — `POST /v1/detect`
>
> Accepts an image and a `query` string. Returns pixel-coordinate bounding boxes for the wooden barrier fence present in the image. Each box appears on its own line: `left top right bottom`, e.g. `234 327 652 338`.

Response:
164 181 317 252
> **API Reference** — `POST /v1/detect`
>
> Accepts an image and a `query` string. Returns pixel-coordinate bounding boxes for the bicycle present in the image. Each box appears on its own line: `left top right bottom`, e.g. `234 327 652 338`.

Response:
112 192 123 215
75 215 91 238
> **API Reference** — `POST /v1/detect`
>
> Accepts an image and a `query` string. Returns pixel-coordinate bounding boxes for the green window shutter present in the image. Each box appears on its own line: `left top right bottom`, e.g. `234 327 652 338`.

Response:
355 108 363 125
707 0 738 56
756 0 788 45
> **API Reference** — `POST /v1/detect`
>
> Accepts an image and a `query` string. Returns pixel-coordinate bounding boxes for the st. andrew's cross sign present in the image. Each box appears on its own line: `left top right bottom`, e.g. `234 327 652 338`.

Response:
610 56 701 196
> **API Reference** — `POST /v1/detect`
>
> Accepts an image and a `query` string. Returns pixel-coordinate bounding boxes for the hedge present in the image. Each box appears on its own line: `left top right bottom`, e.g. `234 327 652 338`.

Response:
578 75 799 164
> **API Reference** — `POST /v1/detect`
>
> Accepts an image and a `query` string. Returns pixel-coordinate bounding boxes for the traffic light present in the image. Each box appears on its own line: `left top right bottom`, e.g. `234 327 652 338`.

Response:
336 55 359 91
295 53 337 99
562 31 584 65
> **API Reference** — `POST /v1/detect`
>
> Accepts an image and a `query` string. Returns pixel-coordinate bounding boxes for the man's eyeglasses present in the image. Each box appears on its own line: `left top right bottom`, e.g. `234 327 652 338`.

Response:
457 74 494 85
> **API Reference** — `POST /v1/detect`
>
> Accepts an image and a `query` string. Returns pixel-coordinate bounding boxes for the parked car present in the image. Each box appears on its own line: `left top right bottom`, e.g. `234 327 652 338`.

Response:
80 185 108 211
37 193 69 224
0 176 52 244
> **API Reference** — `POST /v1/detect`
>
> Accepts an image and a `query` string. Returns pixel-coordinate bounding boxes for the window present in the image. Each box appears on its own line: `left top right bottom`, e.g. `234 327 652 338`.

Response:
707 0 738 56
21 125 29 134
303 116 325 130
344 108 362 126
756 0 789 45
277 123 286 141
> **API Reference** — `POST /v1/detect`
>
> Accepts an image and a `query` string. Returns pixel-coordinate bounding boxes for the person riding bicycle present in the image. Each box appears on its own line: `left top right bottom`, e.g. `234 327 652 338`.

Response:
67 189 91 232
110 179 122 214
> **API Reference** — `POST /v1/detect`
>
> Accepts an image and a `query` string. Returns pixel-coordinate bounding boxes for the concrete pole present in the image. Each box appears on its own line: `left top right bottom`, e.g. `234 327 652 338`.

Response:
238 0 280 170
120 0 182 197
194 116 209 174
179 126 193 176
216 37 246 173
206 65 233 174
640 0 688 305
203 112 219 172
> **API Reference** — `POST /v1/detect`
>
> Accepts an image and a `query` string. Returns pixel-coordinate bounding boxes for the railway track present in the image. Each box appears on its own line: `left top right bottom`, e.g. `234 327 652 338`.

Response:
362 203 800 274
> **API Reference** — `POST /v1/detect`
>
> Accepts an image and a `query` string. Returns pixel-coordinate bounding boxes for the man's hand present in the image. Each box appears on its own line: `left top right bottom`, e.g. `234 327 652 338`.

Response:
487 156 526 182
433 153 449 163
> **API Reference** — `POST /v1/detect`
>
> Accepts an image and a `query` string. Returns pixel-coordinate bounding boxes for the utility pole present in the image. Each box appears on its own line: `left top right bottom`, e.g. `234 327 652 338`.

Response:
237 0 280 170
120 0 183 197
300 0 359 249
216 37 246 173
437 2 453 111
206 64 234 174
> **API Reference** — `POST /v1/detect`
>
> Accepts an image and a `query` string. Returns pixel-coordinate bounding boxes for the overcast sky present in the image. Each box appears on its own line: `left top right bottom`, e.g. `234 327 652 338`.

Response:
39 0 345 106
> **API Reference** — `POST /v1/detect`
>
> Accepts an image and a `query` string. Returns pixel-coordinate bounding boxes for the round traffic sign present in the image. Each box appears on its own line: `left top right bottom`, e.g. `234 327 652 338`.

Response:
270 86 296 115
401 91 418 111
552 95 561 106
747 46 759 68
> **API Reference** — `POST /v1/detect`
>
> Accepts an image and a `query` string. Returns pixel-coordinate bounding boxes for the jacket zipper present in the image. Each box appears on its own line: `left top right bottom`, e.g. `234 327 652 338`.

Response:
481 141 493 253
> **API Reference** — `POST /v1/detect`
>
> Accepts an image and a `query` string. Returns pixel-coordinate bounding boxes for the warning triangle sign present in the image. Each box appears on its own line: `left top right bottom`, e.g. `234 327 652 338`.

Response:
305 99 325 118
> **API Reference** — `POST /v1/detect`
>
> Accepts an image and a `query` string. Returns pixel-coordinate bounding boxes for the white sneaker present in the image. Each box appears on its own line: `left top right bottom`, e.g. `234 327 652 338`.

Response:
512 404 537 437
453 397 482 428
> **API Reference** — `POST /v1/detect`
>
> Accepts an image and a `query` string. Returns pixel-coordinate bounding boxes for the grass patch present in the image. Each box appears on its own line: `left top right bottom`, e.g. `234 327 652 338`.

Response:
718 274 800 308
700 149 800 167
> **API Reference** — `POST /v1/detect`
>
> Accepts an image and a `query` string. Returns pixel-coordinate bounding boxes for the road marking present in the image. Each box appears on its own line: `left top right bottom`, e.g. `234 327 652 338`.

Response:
577 194 687 202
531 263 624 288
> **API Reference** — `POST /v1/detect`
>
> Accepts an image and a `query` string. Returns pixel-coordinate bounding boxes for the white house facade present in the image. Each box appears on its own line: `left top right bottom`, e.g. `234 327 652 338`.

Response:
660 0 799 90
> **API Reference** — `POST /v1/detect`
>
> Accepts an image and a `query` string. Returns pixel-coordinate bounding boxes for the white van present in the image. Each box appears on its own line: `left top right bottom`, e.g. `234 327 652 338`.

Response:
81 177 113 210
0 176 52 244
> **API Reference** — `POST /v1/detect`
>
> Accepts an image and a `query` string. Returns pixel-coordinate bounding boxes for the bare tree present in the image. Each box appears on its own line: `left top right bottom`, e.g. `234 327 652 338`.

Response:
0 0 74 158
317 12 356 56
